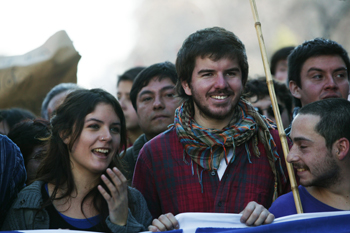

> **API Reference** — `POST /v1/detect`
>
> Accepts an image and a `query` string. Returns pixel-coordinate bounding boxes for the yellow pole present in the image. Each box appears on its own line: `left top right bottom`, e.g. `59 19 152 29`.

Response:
249 0 303 214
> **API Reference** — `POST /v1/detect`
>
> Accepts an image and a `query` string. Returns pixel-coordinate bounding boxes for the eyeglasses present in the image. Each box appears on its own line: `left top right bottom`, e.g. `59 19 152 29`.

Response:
254 104 285 118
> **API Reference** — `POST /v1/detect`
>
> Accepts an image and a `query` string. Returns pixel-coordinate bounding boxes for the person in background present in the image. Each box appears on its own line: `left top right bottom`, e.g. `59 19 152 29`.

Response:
270 46 295 84
117 67 145 148
2 89 152 232
0 134 26 228
0 108 36 135
7 119 51 185
270 98 350 217
244 77 293 128
286 38 350 135
122 61 181 183
41 82 82 120
133 27 291 231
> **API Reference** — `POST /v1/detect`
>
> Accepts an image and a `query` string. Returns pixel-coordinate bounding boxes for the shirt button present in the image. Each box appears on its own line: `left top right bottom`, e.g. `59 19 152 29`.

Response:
218 201 222 207
211 171 216 176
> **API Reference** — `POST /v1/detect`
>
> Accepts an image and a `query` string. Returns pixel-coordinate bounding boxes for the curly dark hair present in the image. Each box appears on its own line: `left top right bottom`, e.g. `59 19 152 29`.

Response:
243 77 293 119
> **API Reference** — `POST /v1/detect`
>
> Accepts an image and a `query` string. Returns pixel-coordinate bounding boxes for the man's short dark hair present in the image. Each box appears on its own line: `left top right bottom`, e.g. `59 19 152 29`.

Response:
117 67 145 87
288 38 350 88
130 61 178 111
298 98 350 150
243 77 293 119
175 27 249 101
270 46 295 75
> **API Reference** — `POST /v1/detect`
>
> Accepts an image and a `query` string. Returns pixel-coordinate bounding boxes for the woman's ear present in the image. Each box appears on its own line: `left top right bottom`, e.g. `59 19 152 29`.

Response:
333 137 350 161
59 131 70 145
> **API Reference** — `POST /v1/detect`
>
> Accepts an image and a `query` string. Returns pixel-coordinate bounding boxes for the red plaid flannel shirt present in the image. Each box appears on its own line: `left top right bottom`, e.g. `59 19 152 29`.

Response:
132 127 291 218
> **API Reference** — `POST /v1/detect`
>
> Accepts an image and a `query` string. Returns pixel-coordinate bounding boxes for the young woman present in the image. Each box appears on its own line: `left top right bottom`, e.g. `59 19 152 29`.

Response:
2 89 152 232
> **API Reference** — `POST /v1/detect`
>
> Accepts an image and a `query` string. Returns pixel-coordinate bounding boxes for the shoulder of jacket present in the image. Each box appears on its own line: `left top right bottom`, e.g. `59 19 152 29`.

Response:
13 181 45 210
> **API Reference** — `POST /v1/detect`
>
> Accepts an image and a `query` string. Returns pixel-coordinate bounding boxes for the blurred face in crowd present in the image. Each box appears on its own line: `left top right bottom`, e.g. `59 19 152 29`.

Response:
117 80 139 131
274 59 288 83
26 145 47 184
247 95 291 128
47 91 70 119
136 76 180 140
290 55 349 107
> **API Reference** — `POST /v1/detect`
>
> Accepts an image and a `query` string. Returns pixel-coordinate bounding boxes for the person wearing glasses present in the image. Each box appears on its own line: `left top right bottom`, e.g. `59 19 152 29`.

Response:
244 77 293 129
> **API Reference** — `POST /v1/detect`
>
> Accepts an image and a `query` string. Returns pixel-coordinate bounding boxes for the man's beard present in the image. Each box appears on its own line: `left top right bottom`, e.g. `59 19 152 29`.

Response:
303 150 341 189
191 88 241 121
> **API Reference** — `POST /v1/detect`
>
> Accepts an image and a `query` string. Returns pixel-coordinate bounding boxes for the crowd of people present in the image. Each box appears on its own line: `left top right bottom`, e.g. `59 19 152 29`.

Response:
0 26 349 232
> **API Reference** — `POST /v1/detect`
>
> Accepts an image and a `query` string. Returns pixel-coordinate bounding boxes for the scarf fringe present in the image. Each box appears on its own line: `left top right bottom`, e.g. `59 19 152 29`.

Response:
191 160 194 176
176 98 285 199
245 143 252 164
196 165 204 193
183 151 190 165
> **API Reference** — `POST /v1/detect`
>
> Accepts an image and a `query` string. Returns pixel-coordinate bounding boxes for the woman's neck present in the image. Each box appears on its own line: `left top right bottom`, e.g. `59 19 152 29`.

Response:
48 169 101 219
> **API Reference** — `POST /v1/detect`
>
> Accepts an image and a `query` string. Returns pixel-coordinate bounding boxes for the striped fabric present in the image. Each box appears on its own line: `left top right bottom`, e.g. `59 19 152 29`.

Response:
174 98 285 199
0 135 26 225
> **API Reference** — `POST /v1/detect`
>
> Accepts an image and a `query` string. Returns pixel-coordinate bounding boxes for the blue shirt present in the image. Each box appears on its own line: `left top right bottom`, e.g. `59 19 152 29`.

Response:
269 185 341 218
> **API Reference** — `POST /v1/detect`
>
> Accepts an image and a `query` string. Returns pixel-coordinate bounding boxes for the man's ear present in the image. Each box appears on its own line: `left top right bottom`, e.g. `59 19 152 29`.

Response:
333 137 350 160
289 81 302 99
182 81 192 96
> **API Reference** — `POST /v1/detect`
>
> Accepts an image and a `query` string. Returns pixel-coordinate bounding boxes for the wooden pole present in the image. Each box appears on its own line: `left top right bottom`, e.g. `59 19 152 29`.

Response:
249 0 303 214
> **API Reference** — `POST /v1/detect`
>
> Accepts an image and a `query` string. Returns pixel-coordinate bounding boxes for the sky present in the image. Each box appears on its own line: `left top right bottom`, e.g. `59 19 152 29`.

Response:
0 0 142 95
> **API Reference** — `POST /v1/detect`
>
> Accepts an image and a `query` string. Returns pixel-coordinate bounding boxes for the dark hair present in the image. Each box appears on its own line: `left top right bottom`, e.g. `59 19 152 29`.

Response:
7 119 50 166
298 98 350 150
288 38 350 88
36 88 127 231
243 77 293 119
130 61 178 111
41 83 82 120
175 27 249 101
117 66 145 87
270 46 295 75
0 108 36 132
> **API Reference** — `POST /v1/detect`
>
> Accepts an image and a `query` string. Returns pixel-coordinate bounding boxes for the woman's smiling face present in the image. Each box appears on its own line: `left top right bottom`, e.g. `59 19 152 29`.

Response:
67 103 121 176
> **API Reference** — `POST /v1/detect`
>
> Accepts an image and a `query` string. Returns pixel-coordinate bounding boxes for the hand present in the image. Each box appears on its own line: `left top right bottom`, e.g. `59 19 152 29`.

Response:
240 201 274 226
98 167 128 226
148 213 179 232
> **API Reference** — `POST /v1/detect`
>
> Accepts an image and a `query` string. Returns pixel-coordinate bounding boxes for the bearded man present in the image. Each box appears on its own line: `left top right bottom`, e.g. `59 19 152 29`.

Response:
133 27 291 231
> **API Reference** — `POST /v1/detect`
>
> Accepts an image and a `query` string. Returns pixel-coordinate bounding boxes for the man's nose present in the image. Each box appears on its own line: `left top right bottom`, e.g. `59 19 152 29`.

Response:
119 96 127 110
324 74 338 89
153 95 165 109
214 73 229 89
287 145 299 163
